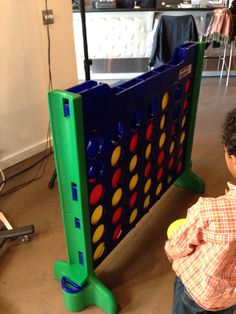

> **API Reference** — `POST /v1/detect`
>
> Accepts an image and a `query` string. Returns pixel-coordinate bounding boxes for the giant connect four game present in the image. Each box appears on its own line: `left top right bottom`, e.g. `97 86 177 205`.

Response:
48 42 205 313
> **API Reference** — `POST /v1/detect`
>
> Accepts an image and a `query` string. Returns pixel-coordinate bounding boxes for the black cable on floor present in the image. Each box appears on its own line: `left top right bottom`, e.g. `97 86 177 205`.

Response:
0 124 52 197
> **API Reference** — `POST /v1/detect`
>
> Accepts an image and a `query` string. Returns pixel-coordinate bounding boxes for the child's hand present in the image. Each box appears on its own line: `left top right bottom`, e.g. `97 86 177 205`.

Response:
164 240 173 263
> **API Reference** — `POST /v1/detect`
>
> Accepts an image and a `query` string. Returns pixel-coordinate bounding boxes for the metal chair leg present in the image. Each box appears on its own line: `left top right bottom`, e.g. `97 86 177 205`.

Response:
226 40 234 87
220 44 227 79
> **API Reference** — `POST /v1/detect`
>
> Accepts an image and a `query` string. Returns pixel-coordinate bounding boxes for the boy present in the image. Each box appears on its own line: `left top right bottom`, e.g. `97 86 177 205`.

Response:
165 108 236 314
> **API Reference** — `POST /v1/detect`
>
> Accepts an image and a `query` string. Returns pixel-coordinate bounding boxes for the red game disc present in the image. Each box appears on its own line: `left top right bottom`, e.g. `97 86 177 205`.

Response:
129 191 138 208
111 168 122 188
89 184 104 205
168 156 175 169
157 150 165 165
130 133 139 152
185 79 191 93
178 147 184 159
146 122 154 140
183 99 189 111
157 167 164 181
177 161 183 173
113 224 122 240
112 207 123 224
144 161 152 177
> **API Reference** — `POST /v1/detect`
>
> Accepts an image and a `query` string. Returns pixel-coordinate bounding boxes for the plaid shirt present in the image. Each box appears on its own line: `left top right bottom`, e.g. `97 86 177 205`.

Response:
165 182 236 311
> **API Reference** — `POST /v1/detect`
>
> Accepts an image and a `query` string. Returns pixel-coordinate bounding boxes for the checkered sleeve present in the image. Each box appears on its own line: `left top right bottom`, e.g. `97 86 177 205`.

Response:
165 200 205 261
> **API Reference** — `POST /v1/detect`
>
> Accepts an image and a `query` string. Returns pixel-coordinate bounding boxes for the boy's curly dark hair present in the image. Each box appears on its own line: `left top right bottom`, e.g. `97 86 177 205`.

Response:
222 108 236 156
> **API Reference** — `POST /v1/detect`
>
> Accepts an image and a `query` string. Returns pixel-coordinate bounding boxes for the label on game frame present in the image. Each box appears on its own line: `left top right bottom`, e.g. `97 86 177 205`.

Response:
179 64 192 80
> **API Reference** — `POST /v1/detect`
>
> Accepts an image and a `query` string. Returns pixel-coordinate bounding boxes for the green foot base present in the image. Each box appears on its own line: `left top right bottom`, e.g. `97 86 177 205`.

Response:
54 261 118 314
174 168 205 194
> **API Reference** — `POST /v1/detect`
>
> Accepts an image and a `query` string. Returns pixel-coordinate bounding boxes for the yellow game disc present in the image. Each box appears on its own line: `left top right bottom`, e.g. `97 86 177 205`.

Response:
162 92 169 110
129 208 138 224
91 205 103 225
156 182 162 196
167 218 186 239
129 174 139 191
129 154 138 172
159 132 166 148
181 116 186 128
145 143 152 159
111 146 121 167
144 178 151 194
160 114 165 130
112 188 122 206
169 141 175 154
143 195 150 209
93 242 105 261
92 224 105 243
180 131 185 144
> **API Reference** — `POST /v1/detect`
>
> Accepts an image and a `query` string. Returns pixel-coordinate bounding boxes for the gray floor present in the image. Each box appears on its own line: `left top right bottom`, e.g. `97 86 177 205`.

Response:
0 77 236 314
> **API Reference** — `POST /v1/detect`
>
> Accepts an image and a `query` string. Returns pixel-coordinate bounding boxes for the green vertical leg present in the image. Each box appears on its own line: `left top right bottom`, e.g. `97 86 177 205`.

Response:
48 90 118 313
175 42 205 194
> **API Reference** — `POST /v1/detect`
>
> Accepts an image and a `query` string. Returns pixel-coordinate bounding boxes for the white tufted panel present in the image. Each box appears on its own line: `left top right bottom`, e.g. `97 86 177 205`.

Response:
73 12 156 60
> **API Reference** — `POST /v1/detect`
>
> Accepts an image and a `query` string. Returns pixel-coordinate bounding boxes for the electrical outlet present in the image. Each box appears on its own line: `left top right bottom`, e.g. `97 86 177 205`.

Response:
42 9 54 25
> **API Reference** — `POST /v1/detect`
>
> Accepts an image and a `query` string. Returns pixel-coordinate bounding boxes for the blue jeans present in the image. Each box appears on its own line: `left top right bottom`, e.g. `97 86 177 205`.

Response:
172 277 236 314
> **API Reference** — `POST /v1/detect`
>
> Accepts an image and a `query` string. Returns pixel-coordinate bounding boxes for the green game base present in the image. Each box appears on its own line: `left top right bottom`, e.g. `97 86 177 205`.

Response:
54 260 118 314
174 167 205 194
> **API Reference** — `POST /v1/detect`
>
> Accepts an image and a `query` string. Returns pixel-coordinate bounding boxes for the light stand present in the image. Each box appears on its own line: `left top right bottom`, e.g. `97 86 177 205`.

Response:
48 0 91 189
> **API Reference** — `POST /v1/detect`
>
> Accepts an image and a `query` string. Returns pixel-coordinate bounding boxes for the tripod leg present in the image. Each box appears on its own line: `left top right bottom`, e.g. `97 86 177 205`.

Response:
48 169 57 189
0 212 35 248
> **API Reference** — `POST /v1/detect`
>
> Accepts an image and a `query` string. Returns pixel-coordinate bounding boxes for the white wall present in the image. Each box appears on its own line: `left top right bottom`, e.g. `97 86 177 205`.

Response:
0 0 78 169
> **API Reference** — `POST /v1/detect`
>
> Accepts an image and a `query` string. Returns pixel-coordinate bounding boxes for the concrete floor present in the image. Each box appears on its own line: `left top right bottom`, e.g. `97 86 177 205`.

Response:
0 77 236 314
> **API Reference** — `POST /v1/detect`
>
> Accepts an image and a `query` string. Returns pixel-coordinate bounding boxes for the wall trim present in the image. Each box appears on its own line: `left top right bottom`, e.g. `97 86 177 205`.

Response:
0 138 53 170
